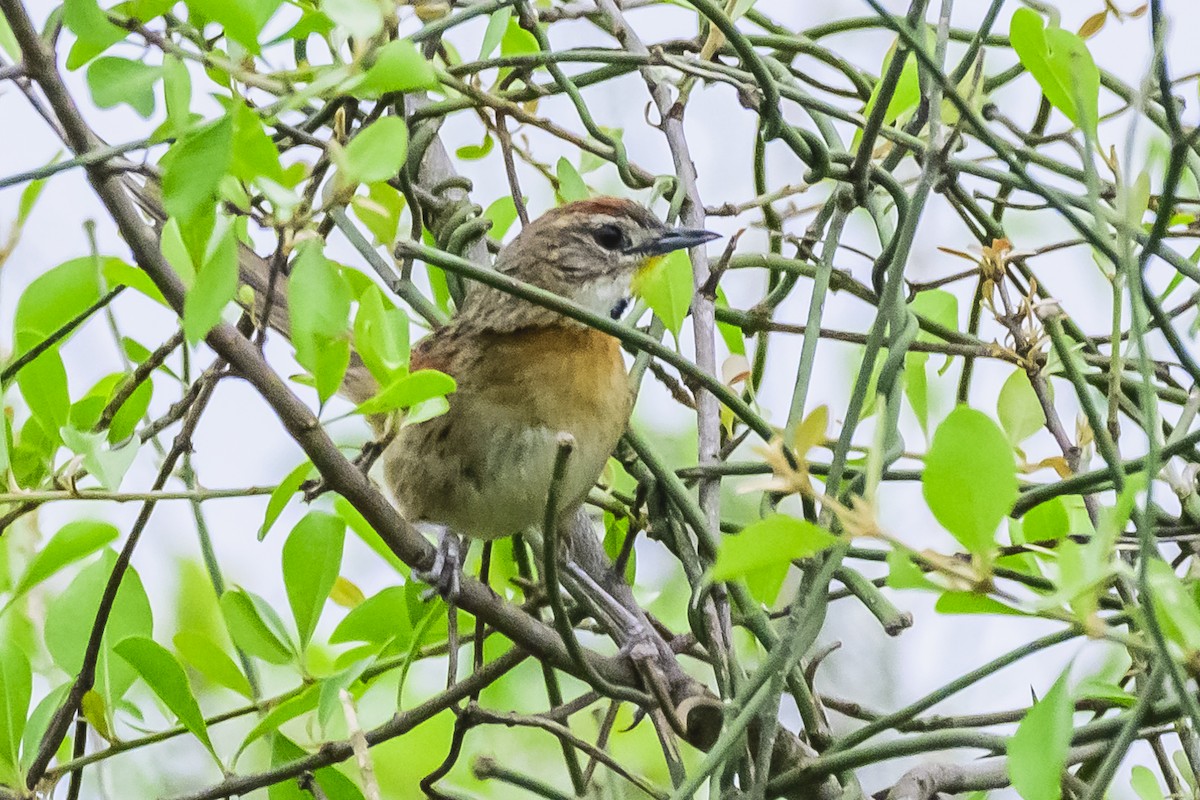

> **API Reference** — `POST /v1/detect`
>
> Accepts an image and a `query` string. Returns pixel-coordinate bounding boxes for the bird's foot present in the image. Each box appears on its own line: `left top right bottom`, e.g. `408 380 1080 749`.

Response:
416 530 464 603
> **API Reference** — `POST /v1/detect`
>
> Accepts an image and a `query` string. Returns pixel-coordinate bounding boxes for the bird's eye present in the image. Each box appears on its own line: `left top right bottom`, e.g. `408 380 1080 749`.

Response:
592 224 627 251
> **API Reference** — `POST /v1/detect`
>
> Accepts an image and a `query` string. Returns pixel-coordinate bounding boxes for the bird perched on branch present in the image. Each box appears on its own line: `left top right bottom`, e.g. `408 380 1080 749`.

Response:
248 196 718 594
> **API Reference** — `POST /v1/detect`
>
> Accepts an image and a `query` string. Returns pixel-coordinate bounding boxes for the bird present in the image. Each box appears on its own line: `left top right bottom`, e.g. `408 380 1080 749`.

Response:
247 196 719 593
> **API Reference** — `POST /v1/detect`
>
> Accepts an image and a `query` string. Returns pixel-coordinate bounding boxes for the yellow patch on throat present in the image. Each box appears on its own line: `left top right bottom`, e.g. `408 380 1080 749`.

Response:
631 255 665 295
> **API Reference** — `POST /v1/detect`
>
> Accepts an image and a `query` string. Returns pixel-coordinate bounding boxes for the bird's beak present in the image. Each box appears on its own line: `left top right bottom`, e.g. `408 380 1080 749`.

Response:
629 227 721 257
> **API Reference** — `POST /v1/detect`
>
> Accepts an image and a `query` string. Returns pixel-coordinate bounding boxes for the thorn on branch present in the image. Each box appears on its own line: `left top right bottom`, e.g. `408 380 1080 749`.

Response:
699 228 744 300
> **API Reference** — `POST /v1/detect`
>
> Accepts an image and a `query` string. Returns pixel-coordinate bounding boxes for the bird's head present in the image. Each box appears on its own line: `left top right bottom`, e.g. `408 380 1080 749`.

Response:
466 197 718 327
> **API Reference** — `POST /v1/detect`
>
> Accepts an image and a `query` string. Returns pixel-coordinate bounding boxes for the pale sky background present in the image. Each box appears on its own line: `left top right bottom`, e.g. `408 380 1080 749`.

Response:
2 0 1200 797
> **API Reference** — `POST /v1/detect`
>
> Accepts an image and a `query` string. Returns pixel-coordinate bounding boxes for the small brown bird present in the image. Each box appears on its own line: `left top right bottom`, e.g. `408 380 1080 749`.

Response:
251 196 718 589
388 198 715 535
386 198 716 590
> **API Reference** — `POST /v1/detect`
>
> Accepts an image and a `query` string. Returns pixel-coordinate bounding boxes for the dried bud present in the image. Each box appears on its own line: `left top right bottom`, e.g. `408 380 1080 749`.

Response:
472 756 498 780
1033 298 1064 322
1182 463 1200 498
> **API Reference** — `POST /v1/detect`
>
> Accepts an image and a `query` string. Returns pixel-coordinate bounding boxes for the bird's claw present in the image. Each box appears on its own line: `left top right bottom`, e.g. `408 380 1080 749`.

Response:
416 531 463 603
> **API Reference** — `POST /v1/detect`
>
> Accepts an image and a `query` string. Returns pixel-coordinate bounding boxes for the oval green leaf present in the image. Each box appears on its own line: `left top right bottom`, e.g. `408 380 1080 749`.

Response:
282 511 346 649
114 636 217 762
1007 670 1072 800
922 406 1017 558
220 588 294 665
342 116 409 185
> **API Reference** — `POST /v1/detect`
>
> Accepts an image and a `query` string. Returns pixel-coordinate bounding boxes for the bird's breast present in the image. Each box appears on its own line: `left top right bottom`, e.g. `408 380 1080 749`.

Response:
386 324 631 539
474 325 631 430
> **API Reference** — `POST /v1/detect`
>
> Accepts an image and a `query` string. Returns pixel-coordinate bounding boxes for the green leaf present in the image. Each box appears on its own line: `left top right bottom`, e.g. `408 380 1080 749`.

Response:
580 127 624 174
885 549 939 591
1074 678 1133 708
0 411 9 479
335 496 407 575
329 585 410 646
905 352 930 434
114 637 217 761
354 369 455 417
174 630 254 698
1007 670 1072 800
45 550 154 706
16 167 53 229
909 290 959 416
1131 766 1165 800
858 40 920 143
729 0 757 20
11 417 52 488
911 288 959 341
323 0 383 40
341 117 409 185
82 689 113 743
997 369 1046 445
1024 497 1069 541
183 216 238 343
220 588 295 665
479 6 512 59
238 686 319 760
456 134 494 161
500 15 538 56
603 513 636 585
1009 8 1099 136
11 254 89 439
162 55 192 136
108 376 152 443
0 13 20 61
129 0 176 21
922 406 1017 558
273 9 333 43
60 427 138 491
185 0 282 53
12 256 103 349
288 243 352 404
353 286 409 384
351 183 405 245
0 638 31 786
260 461 314 541
1177 751 1200 795
401 396 448 427
634 249 693 338
161 115 233 225
1146 558 1200 656
70 373 121 431
86 57 161 117
120 337 153 364
483 195 518 240
257 176 302 220
354 38 438 98
1122 170 1152 229
20 683 69 774
63 0 126 68
714 287 746 356
712 515 837 582
555 157 589 203
317 659 371 729
231 103 285 184
283 512 346 649
935 592 1027 616
269 734 366 800
330 576 365 608
9 519 119 603
105 258 168 307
